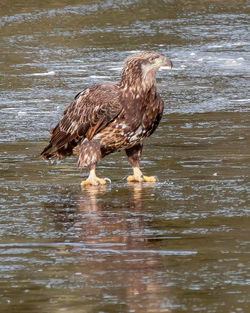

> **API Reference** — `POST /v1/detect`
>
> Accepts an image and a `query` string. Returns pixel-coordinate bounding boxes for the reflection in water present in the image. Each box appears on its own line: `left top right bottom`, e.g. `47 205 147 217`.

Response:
78 183 144 244
50 183 148 245
47 183 171 313
1 0 249 312
80 184 107 212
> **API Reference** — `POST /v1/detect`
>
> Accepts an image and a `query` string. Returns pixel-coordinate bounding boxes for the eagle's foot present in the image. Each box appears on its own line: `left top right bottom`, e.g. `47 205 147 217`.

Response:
127 167 157 183
127 175 156 183
81 177 107 186
81 168 107 186
127 174 142 183
142 175 157 182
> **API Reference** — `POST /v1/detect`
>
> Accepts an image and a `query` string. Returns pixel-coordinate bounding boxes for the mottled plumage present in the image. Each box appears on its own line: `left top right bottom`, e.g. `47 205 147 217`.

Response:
41 51 172 185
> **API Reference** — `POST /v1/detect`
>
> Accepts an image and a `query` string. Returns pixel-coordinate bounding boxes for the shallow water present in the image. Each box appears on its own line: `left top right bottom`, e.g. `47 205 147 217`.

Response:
0 1 250 312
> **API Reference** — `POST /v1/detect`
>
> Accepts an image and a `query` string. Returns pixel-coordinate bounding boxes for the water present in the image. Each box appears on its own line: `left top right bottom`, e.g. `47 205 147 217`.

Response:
0 1 250 312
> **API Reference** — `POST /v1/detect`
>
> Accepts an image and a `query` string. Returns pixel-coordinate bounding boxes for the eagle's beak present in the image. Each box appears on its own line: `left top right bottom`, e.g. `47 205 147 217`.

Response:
163 57 173 69
156 56 172 69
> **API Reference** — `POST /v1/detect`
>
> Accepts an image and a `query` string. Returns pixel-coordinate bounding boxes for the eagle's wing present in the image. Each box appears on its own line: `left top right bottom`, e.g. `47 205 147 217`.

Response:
41 83 122 159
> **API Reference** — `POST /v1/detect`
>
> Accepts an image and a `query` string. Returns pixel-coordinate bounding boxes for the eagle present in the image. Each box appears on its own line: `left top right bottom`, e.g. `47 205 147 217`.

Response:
41 51 172 186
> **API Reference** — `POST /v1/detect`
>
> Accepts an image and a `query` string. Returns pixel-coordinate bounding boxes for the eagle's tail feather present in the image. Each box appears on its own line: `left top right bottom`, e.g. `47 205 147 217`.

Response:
40 142 57 159
41 132 77 160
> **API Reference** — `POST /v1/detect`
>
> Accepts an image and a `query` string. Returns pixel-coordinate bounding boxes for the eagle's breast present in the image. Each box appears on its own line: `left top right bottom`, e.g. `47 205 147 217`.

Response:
94 87 163 156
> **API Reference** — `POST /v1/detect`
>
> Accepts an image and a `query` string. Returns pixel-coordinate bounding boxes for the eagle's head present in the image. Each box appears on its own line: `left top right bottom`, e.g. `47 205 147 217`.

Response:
120 51 172 94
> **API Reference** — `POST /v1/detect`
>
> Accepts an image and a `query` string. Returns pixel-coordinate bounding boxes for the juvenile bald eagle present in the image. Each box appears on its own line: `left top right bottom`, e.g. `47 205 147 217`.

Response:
41 51 172 185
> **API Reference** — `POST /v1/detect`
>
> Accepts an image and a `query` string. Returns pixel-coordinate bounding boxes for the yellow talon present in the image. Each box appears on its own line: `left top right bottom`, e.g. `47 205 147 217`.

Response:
81 177 107 186
127 167 157 183
81 168 107 186
143 175 157 182
127 175 143 183
127 175 156 183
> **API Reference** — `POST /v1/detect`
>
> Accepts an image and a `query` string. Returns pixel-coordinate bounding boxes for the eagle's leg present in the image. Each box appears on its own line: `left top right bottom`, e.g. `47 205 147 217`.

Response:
126 144 157 183
81 164 106 186
79 140 106 186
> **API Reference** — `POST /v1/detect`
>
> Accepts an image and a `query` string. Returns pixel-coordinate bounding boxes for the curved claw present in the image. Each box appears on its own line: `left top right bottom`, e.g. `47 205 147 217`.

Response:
104 177 112 184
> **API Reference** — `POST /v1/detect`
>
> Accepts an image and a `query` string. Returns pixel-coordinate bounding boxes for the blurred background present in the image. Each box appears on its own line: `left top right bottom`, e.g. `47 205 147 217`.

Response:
0 1 249 312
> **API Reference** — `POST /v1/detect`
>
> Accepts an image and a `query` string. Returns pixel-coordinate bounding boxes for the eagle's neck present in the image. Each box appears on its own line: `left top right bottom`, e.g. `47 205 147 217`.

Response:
119 66 158 98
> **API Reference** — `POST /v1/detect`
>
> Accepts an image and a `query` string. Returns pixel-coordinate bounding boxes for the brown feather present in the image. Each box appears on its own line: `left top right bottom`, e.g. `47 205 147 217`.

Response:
86 118 104 141
41 82 122 159
41 51 170 170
